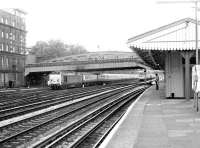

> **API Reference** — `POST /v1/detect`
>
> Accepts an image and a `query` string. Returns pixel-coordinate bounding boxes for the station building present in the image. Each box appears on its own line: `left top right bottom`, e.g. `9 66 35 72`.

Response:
128 18 199 99
0 9 26 88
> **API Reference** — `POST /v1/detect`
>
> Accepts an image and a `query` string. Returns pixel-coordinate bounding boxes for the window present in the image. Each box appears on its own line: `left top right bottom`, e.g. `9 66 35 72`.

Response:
12 65 16 70
6 57 8 68
9 33 12 39
2 57 4 68
1 32 4 38
12 21 15 27
21 48 24 54
1 17 3 23
20 35 24 42
64 76 67 82
6 45 8 52
10 46 13 53
5 18 8 24
17 47 20 53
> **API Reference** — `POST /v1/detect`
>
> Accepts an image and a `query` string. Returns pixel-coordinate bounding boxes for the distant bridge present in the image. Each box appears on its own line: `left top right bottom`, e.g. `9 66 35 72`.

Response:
25 58 150 76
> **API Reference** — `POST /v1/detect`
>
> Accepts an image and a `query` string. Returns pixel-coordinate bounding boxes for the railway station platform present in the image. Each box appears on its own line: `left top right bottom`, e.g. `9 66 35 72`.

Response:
100 82 200 148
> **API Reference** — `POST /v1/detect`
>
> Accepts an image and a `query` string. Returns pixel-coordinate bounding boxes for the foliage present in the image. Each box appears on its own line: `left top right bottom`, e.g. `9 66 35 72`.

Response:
30 40 88 61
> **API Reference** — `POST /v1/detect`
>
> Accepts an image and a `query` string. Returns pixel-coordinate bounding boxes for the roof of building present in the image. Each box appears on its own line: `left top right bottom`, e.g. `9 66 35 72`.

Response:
128 18 199 51
127 18 200 69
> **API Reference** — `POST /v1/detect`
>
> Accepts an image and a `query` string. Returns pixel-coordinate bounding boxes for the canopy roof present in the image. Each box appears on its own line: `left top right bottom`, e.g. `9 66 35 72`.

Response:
128 18 200 69
128 18 200 51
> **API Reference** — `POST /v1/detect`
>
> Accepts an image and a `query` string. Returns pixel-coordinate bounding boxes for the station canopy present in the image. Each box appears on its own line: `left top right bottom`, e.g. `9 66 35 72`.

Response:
127 18 200 69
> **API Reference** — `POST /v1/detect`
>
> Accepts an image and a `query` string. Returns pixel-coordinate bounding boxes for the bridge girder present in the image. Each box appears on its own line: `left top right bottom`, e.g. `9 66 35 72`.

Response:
25 60 150 76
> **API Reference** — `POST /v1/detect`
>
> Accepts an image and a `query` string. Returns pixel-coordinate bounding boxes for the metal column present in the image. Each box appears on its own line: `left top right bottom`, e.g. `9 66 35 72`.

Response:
185 52 190 100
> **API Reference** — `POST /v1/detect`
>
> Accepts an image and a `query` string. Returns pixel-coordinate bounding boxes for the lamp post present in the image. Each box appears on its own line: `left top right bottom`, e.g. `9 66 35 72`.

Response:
195 1 199 65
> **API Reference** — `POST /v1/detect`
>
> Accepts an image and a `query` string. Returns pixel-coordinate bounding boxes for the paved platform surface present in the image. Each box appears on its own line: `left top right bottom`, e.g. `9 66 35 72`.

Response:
100 83 200 148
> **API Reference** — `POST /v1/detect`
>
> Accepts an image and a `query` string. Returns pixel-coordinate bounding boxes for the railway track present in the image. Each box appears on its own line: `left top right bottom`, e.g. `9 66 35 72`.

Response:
0 79 139 107
0 85 131 121
0 79 140 110
0 84 148 148
0 85 109 108
32 86 146 148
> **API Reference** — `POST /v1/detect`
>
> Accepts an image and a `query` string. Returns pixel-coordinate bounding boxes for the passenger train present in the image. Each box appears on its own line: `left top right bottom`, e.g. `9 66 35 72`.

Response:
47 71 157 90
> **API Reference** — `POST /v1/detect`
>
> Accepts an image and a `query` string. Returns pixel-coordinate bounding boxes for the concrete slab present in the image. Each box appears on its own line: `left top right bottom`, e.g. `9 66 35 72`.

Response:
100 83 200 148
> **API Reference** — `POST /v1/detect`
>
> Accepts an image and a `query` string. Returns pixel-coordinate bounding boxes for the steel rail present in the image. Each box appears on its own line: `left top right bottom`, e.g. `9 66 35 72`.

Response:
0 85 111 109
72 90 143 148
0 85 140 147
31 86 146 148
0 85 124 121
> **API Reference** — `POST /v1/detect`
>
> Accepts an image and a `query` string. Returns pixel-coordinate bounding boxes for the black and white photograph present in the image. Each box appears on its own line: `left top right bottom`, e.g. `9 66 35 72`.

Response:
0 0 200 147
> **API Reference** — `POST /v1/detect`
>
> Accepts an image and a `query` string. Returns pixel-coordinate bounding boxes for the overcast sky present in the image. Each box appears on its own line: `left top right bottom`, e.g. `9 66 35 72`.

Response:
1 0 197 52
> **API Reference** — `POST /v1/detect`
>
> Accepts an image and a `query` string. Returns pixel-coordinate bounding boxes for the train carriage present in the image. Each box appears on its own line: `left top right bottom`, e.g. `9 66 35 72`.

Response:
47 71 157 90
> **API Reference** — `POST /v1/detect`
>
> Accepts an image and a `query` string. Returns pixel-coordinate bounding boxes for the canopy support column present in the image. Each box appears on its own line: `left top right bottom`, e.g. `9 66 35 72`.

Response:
181 52 194 100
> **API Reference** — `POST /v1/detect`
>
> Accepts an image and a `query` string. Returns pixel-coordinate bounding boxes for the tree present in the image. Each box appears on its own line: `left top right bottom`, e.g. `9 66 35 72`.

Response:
31 41 48 56
67 44 87 55
30 40 88 62
46 40 66 59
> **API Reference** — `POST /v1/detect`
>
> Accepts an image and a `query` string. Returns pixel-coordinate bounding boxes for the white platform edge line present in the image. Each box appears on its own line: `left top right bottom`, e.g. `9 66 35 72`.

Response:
99 86 152 148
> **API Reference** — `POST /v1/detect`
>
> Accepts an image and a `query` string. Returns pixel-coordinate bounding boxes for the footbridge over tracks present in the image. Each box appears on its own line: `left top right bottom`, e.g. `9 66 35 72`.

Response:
25 51 150 76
